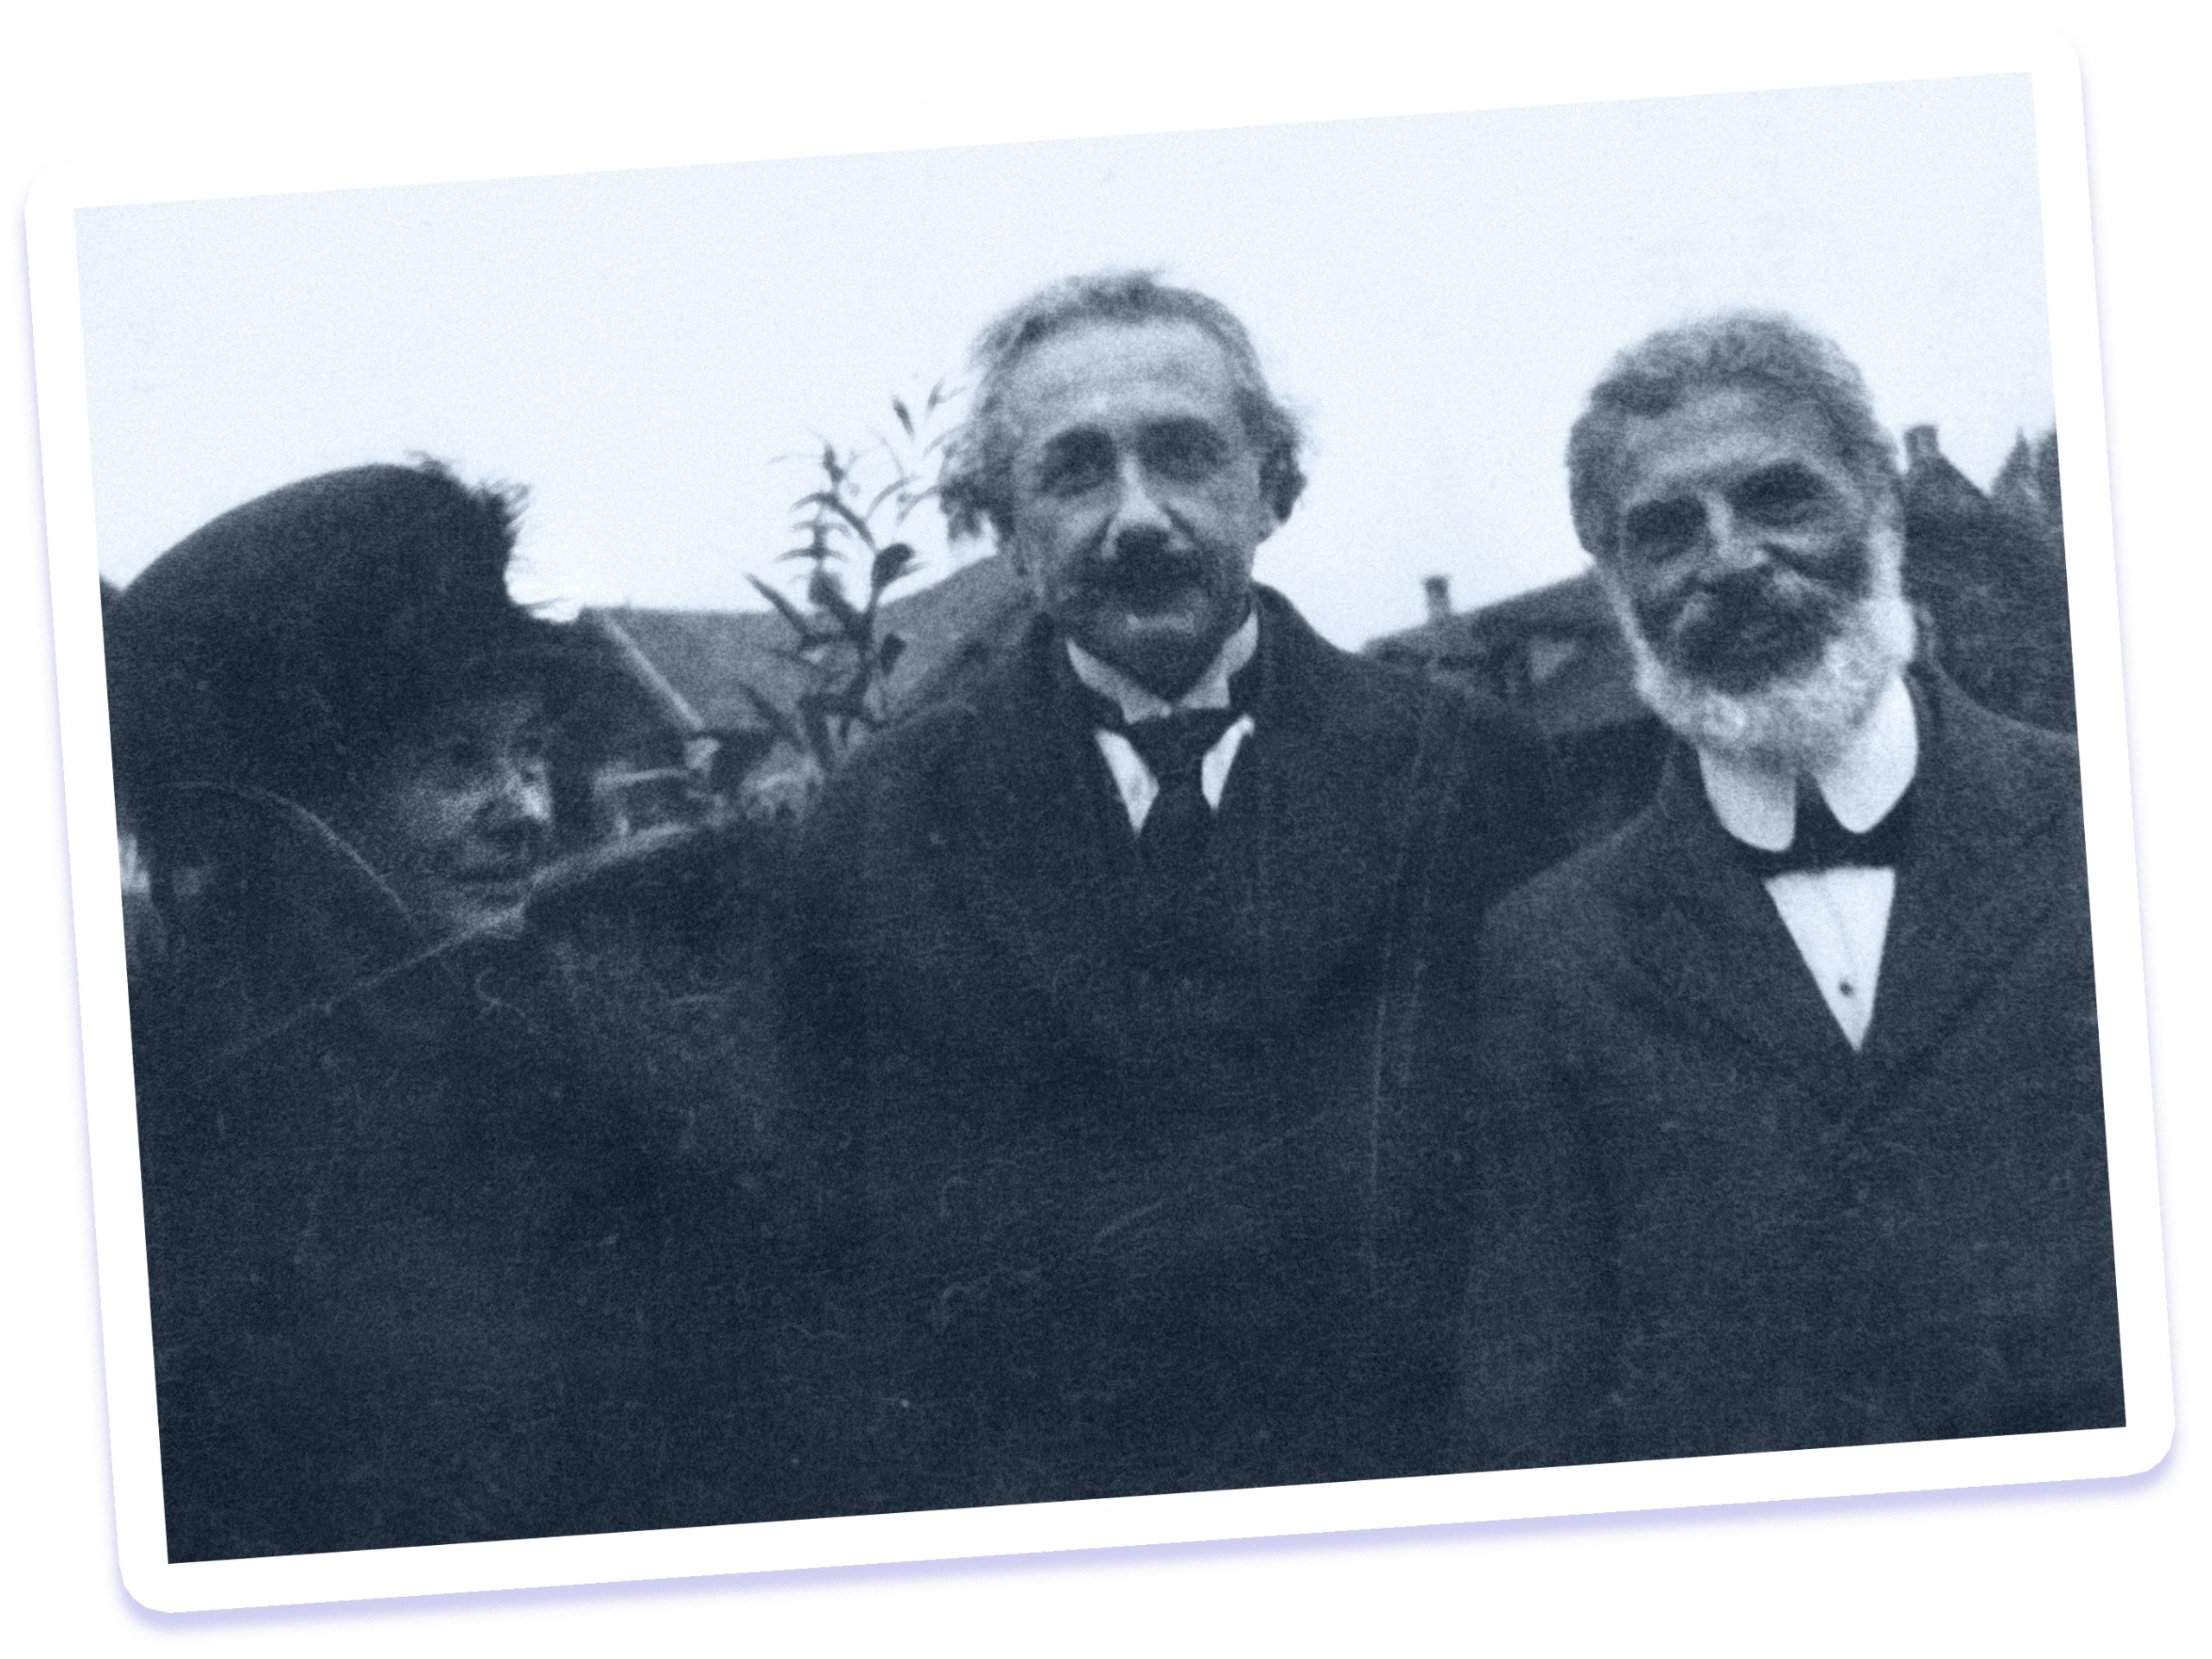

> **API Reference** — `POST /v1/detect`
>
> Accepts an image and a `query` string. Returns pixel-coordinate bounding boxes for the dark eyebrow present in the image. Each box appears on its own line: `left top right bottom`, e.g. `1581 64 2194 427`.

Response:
1142 416 1227 446
1139 416 1234 475
1732 461 1830 502
1619 495 1705 554
1034 427 1114 470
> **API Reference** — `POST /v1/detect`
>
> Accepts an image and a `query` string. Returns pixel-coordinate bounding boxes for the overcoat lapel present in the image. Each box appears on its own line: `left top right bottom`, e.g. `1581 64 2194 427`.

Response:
943 589 1406 1052
1859 675 2081 1071
950 618 1155 1007
1602 671 2085 1087
1208 590 1402 1020
1611 748 1860 1088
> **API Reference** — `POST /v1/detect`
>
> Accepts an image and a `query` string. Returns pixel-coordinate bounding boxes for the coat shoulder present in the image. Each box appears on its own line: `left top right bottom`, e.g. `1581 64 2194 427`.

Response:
1482 807 1650 961
1281 595 1523 741
1986 709 2084 812
1281 613 1557 814
804 696 986 835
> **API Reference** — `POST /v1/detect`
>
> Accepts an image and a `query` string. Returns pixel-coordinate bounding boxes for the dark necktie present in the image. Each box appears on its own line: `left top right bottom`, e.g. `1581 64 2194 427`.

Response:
1119 709 1243 880
1733 783 1915 880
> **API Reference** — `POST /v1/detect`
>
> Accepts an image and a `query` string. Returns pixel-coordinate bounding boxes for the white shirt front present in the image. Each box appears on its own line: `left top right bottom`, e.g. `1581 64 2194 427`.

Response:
1697 673 1919 1049
1066 611 1260 833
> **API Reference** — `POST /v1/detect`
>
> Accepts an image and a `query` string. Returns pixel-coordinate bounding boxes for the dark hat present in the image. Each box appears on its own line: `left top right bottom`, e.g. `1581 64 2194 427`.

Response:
105 461 588 857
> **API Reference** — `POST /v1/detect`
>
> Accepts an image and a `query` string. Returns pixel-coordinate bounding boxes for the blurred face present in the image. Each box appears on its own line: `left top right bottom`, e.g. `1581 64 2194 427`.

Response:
346 690 554 940
1606 382 1885 696
1000 318 1278 697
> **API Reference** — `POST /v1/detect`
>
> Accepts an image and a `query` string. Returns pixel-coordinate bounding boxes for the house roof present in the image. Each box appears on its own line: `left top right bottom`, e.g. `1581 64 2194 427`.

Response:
869 550 1034 709
579 551 1033 740
1356 418 2069 747
1520 628 1649 737
1365 571 1647 738
581 606 794 735
1459 572 1618 644
1366 571 1616 666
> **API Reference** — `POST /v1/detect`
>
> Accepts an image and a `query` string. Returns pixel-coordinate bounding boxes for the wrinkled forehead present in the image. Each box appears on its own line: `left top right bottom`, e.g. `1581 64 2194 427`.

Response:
1615 380 1859 504
1001 318 1246 450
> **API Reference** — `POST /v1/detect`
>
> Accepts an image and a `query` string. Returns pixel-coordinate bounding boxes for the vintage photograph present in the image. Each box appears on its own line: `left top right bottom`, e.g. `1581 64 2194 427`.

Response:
34 62 2164 1605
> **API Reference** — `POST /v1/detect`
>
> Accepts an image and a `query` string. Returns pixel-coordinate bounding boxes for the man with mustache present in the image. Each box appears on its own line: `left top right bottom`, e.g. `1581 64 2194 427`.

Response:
1460 312 2125 1470
784 271 1561 1508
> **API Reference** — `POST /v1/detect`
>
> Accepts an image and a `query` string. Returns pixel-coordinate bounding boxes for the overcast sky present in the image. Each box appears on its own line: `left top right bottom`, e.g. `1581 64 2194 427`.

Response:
75 73 2051 652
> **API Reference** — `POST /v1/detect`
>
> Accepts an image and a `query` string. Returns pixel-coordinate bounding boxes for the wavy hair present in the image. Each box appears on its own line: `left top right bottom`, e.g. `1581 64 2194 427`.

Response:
938 270 1306 541
1567 310 1900 560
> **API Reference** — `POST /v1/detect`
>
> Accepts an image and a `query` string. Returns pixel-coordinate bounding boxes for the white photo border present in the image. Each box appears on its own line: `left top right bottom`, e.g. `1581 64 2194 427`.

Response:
26 29 2172 1615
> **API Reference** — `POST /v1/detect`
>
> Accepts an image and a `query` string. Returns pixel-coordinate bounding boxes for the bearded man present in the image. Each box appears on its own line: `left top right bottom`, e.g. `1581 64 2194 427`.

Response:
1459 313 2125 1470
783 271 1560 1508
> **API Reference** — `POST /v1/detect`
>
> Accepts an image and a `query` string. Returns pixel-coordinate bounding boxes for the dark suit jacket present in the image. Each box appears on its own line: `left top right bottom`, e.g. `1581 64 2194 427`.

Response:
1464 671 2125 1470
784 586 1561 1506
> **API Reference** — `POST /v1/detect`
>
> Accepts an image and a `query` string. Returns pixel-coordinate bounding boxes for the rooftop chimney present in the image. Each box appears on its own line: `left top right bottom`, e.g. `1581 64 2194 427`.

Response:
1423 575 1452 625
1904 425 1942 467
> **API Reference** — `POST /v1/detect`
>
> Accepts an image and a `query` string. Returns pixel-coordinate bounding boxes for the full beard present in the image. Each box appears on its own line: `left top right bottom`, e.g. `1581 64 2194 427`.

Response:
1609 532 1916 772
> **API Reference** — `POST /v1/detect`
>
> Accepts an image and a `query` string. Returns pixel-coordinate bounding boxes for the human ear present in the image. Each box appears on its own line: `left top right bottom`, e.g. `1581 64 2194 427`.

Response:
1253 473 1286 547
1001 517 1051 594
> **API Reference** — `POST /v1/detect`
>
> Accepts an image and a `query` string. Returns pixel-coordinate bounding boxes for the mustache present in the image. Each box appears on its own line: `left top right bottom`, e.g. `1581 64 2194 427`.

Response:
1072 528 1211 597
1651 568 1840 636
1641 568 1850 688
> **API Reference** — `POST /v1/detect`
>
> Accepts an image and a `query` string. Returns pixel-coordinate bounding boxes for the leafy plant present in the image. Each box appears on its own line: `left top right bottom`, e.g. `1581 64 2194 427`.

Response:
738 385 957 792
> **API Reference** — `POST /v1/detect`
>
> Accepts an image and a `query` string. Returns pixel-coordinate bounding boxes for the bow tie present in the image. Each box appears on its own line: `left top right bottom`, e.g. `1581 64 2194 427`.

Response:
1732 785 1915 879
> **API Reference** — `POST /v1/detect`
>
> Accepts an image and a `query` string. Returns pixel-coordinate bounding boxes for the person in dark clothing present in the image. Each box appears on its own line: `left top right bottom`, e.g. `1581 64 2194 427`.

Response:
106 461 810 1558
782 272 1563 1510
1460 312 2123 1471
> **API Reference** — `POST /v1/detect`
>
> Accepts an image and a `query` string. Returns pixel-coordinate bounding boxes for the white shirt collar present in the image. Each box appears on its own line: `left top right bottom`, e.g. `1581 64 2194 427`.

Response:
1698 671 1919 851
1065 607 1260 725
